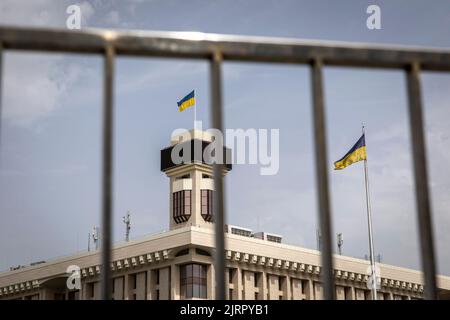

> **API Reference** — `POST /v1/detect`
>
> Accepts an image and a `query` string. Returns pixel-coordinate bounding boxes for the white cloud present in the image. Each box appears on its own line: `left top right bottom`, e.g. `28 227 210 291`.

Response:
79 1 95 27
2 53 86 126
0 0 98 126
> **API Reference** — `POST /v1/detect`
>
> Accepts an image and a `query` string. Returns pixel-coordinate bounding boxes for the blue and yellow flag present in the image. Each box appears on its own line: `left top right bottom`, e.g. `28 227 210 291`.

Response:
177 90 195 112
334 134 367 170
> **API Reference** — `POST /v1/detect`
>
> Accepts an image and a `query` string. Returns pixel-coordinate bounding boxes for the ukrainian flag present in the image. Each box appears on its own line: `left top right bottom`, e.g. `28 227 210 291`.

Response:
334 134 367 170
177 90 195 112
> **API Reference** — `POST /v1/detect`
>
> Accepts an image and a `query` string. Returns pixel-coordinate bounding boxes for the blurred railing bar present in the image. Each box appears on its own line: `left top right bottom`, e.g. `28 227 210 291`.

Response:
1 27 450 71
101 44 115 300
310 58 335 299
0 42 3 150
210 51 226 300
406 63 437 299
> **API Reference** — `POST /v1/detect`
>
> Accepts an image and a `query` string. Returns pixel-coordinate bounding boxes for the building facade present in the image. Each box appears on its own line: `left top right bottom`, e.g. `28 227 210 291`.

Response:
1 129 450 300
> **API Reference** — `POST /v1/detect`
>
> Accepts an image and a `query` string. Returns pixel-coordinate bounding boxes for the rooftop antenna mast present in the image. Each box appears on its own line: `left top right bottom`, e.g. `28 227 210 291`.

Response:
92 226 99 250
316 228 322 251
337 233 344 255
123 211 131 242
88 231 91 252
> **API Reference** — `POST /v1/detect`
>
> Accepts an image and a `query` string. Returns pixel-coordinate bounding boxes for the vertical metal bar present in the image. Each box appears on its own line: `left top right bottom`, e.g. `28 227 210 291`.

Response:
210 50 226 300
0 43 3 152
406 62 437 300
101 44 115 300
310 58 335 300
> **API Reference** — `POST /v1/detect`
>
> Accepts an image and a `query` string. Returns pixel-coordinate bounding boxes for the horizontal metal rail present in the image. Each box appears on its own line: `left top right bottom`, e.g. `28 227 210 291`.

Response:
0 25 445 300
1 27 450 70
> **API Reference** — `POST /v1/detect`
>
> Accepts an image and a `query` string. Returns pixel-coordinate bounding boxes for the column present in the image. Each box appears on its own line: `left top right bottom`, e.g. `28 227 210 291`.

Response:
81 281 87 300
305 279 314 300
207 263 215 299
286 275 292 300
146 269 153 300
171 265 180 300
261 270 267 300
123 273 130 300
113 277 124 300
236 266 243 300
225 268 230 300
159 267 170 300
346 286 355 300
136 272 147 300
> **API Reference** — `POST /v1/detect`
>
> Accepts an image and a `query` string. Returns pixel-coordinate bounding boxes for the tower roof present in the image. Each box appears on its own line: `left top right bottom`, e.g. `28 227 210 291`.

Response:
161 129 232 172
170 129 213 145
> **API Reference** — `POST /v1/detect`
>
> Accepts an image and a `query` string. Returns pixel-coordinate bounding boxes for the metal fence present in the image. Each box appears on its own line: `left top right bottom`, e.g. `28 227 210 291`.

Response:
1 26 450 300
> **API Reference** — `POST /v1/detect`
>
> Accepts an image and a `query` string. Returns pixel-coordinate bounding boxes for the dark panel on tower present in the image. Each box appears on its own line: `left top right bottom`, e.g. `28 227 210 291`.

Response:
161 139 232 172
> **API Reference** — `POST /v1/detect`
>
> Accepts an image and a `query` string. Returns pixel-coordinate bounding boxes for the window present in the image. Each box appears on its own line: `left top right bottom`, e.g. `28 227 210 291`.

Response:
228 268 234 284
111 279 115 295
231 227 252 237
88 283 95 299
229 289 233 300
301 280 308 295
195 248 211 256
68 290 79 300
130 274 137 290
267 235 282 243
175 248 190 257
201 189 213 221
173 190 191 224
278 276 284 291
54 293 65 300
180 264 207 299
254 273 259 287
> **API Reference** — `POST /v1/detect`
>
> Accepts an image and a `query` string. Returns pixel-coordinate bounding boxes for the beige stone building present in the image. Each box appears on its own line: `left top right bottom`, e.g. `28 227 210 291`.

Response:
1 129 450 300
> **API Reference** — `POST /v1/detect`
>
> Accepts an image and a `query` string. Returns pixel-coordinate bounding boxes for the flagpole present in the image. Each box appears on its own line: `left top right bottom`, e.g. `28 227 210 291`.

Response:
194 100 197 130
362 125 377 300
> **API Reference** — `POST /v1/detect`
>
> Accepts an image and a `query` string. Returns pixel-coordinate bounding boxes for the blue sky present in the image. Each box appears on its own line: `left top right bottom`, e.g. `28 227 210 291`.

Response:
1 0 450 277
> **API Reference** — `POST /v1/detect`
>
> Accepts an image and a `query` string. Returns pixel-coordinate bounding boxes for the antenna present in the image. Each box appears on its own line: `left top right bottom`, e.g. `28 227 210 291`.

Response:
123 211 131 242
377 254 382 263
316 228 322 251
92 226 99 250
365 253 382 262
337 233 344 255
88 232 91 252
